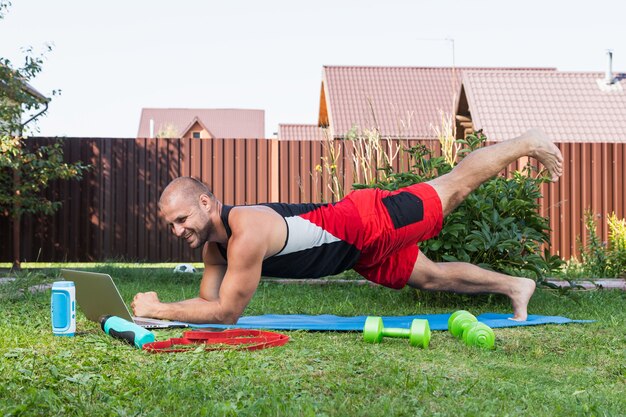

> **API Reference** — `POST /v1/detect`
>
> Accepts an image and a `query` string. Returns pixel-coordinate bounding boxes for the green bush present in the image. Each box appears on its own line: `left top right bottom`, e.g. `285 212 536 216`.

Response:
608 213 626 277
353 132 563 281
580 211 626 278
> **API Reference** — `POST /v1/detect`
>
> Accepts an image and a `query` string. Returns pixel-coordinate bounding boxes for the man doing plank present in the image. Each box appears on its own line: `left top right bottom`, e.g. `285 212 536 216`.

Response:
131 129 563 324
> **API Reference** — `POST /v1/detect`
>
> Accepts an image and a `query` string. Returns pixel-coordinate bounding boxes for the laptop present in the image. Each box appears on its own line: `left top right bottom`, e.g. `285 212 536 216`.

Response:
60 269 188 329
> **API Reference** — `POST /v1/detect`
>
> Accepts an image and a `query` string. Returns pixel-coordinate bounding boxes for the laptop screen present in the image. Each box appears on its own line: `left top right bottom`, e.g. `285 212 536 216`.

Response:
60 269 134 322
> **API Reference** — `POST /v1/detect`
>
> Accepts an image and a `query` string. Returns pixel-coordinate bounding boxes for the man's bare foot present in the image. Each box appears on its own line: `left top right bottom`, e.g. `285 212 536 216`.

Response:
524 129 564 181
509 278 536 321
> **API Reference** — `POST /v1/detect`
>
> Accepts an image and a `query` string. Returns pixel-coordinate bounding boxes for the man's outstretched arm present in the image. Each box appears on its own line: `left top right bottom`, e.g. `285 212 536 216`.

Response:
131 234 266 324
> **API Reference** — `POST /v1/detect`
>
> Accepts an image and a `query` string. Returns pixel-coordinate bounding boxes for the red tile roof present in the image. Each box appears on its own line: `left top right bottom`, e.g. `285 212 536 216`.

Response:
321 66 555 139
462 71 626 142
278 124 327 141
137 108 265 138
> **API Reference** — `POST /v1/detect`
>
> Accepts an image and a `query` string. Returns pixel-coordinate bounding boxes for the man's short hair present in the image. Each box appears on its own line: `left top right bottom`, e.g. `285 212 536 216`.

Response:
159 177 213 207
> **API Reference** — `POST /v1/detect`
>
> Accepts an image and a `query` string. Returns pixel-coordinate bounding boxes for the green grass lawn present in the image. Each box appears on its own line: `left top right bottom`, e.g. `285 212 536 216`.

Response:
1 267 624 417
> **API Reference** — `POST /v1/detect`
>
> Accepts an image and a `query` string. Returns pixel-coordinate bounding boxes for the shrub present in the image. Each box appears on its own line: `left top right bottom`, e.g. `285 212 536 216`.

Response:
580 211 626 278
607 213 626 277
580 211 610 277
353 132 563 281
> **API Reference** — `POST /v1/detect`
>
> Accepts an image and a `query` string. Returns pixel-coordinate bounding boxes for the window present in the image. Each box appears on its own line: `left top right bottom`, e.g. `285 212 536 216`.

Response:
192 131 201 139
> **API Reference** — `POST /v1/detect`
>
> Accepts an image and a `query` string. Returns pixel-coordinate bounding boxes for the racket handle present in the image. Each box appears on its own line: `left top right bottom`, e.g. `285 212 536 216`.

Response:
99 315 155 349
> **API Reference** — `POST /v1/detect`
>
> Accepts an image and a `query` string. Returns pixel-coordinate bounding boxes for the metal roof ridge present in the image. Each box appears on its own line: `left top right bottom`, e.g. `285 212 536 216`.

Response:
463 70 613 76
322 65 557 70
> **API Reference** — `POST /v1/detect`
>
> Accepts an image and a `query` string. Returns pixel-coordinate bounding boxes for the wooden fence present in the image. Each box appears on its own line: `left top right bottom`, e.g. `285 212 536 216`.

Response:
1 137 624 262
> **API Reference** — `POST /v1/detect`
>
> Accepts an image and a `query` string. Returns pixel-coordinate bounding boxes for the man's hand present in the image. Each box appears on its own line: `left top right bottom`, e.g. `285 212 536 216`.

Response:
131 291 162 318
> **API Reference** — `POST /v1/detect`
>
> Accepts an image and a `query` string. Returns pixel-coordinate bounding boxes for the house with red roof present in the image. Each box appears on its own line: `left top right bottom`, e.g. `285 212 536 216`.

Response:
316 66 555 140
307 64 626 143
137 108 265 139
457 70 626 142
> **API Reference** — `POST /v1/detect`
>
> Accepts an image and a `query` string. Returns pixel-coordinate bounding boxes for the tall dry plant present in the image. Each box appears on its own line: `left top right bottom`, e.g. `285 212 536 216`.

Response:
315 128 344 201
346 126 401 186
430 109 459 166
313 101 411 200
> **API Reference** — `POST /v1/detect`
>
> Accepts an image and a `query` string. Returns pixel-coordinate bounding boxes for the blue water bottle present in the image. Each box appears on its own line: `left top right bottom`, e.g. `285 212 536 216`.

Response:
51 281 76 336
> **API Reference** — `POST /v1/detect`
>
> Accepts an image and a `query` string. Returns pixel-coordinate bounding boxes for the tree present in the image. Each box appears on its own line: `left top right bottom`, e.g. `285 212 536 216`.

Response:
1 0 88 270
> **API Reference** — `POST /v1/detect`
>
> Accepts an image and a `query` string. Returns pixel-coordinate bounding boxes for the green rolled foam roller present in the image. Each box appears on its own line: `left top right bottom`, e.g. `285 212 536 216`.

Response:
449 312 478 338
463 322 495 349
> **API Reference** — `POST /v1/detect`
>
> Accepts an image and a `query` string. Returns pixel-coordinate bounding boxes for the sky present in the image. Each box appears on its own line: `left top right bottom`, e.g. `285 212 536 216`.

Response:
1 0 624 138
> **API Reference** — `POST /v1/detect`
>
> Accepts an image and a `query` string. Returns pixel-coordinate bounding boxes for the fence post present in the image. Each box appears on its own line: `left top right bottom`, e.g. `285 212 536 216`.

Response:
270 138 279 202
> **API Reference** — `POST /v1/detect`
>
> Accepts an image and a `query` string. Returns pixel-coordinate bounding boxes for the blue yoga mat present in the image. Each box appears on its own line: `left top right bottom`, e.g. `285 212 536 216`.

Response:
188 313 593 331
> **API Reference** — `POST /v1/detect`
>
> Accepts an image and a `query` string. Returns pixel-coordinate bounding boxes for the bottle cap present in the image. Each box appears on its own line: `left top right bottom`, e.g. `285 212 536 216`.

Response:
52 281 75 288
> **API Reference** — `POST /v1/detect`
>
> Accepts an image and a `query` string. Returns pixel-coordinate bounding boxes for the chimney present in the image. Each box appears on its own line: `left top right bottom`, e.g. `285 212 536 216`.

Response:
149 118 155 138
604 49 614 85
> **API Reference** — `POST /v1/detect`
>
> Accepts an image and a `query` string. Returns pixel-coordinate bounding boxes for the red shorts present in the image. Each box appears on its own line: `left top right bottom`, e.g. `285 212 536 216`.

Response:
346 183 443 289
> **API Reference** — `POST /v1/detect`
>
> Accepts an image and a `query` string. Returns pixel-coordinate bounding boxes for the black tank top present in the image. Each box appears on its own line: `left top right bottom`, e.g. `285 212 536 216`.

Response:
216 203 361 278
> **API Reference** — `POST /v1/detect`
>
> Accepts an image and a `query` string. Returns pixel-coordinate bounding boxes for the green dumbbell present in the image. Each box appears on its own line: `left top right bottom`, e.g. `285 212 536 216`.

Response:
448 310 496 349
363 316 430 348
448 310 478 338
462 322 496 349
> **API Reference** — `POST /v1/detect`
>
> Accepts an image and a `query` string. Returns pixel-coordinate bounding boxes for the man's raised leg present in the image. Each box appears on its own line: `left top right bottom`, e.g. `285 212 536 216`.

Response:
408 250 536 321
407 129 562 320
428 128 563 216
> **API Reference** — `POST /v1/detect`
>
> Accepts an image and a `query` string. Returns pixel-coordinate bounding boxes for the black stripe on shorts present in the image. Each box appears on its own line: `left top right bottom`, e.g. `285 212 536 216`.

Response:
382 192 424 229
